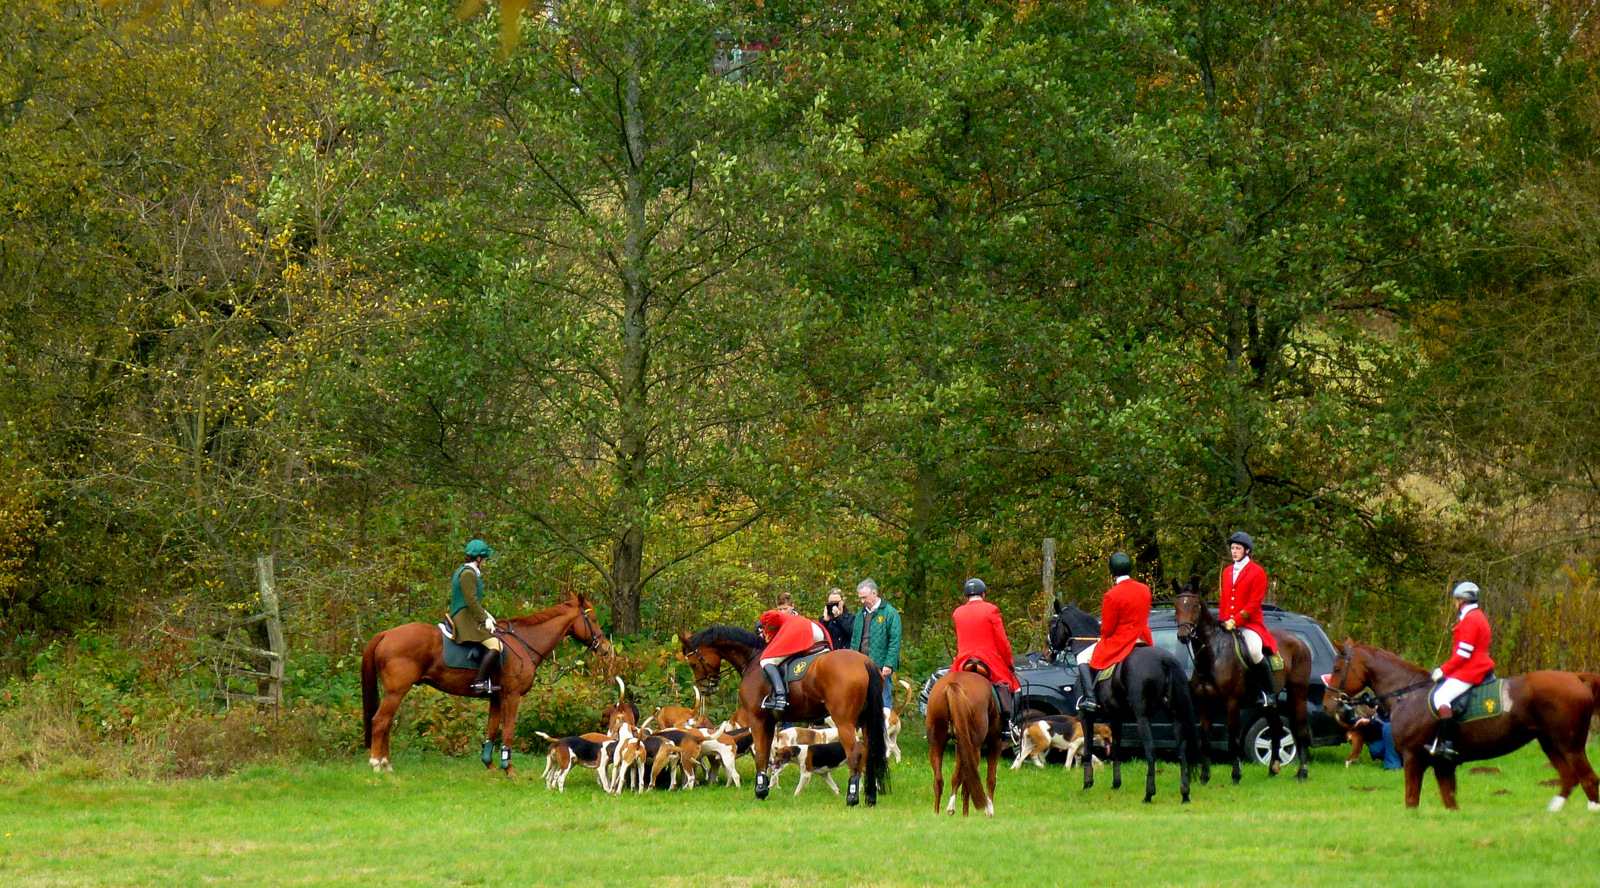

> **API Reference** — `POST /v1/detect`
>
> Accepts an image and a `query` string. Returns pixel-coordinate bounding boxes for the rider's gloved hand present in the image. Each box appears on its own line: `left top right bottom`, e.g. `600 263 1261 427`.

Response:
1431 667 1444 681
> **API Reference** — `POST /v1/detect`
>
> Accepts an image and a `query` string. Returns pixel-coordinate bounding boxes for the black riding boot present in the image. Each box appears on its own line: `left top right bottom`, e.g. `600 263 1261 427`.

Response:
471 648 501 695
1432 714 1460 763
996 683 1016 741
761 663 788 712
1248 655 1277 710
1076 662 1100 714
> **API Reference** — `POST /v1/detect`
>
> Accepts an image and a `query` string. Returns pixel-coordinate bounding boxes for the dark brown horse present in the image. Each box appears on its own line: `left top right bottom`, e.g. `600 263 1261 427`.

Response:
1327 640 1600 810
680 626 888 806
926 668 1002 816
1173 584 1312 783
361 592 610 776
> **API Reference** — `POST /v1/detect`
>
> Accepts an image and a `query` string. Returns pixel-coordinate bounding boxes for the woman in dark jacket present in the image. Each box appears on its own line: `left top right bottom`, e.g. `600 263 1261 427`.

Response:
819 587 853 650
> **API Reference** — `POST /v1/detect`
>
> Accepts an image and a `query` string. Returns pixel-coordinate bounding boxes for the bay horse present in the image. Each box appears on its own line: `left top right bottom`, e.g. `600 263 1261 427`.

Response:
1077 645 1200 803
361 592 610 776
1327 639 1600 810
1173 583 1313 783
926 668 1002 816
680 626 888 806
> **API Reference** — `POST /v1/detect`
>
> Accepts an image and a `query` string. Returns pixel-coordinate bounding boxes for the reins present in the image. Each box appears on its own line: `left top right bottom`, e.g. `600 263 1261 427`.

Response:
496 604 606 686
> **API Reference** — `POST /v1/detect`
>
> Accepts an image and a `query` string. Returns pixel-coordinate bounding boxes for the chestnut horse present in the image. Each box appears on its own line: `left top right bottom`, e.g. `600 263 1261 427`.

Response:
680 626 888 806
361 593 610 776
1173 584 1313 783
926 668 1002 816
1327 640 1600 811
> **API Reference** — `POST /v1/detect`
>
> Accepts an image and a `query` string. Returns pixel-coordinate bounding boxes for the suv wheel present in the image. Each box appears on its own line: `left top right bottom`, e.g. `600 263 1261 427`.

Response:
1245 717 1298 767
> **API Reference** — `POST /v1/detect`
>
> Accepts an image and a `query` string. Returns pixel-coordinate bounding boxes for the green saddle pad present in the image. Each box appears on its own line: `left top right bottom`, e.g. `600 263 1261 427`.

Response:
1096 665 1115 683
440 628 487 671
783 650 828 683
1432 677 1509 724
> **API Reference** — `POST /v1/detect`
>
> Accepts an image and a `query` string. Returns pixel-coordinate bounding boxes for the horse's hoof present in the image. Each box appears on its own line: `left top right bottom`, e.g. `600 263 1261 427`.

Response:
1296 770 1308 783
1549 795 1567 813
1182 794 1191 804
1143 795 1154 804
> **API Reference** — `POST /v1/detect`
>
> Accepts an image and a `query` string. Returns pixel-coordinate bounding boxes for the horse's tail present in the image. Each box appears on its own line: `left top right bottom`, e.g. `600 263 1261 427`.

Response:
861 664 890 795
1579 674 1600 727
361 631 383 749
946 679 988 812
1164 653 1203 778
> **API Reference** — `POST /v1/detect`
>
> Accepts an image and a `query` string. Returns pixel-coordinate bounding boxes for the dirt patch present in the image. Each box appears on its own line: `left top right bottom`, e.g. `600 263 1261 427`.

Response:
1493 789 1511 795
1469 766 1501 775
1540 778 1562 787
1350 785 1381 792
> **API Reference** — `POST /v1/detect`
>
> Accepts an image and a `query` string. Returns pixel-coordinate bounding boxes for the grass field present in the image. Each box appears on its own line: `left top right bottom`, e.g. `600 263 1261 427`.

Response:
1 731 1597 887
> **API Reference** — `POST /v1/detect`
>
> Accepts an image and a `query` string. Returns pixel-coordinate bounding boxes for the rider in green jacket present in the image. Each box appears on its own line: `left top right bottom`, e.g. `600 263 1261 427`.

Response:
450 539 503 694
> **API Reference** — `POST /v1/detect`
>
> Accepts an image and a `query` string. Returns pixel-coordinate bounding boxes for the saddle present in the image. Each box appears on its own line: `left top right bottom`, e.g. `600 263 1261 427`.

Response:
1430 676 1510 723
781 646 831 684
437 623 488 671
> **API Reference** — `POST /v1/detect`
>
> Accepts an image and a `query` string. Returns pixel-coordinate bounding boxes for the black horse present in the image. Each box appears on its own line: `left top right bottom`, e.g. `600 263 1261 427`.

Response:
1077 645 1202 803
1047 599 1101 663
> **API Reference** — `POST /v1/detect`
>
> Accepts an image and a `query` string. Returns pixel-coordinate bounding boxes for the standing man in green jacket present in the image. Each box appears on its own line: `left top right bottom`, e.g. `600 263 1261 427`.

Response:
850 578 902 708
450 539 503 695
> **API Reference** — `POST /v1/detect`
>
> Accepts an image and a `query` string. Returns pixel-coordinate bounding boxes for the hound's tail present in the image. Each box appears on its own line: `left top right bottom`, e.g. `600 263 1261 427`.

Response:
1164 654 1204 780
361 631 383 748
946 679 989 813
694 684 704 719
896 678 915 715
534 730 560 745
615 675 627 704
861 665 890 796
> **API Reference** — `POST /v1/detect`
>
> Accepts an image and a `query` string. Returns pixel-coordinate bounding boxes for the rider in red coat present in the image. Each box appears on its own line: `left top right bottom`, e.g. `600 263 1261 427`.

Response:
1076 552 1152 714
1430 581 1496 762
1219 531 1279 710
951 578 1018 729
756 608 830 711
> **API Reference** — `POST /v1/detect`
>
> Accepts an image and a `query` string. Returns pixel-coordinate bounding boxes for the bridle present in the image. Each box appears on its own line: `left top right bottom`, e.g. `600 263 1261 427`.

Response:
685 645 722 691
496 602 609 685
1329 640 1430 705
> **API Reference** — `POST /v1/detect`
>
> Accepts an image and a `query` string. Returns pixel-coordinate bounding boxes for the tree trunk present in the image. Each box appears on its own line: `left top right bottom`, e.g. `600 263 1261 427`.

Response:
609 5 651 636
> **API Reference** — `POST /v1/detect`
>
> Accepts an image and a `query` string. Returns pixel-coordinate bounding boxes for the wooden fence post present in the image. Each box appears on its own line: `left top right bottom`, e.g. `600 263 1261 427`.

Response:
256 554 285 706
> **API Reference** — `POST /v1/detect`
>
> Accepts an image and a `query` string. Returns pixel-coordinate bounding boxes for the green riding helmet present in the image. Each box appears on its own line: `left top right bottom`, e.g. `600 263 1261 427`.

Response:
465 539 495 559
1108 551 1134 576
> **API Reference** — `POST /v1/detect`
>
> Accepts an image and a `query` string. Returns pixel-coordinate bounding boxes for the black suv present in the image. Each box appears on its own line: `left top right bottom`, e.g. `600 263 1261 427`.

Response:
920 604 1347 764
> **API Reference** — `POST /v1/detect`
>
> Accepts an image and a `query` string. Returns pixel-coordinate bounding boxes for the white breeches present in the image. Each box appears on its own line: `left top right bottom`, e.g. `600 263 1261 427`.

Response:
1239 628 1264 664
760 624 825 668
1076 642 1097 667
1432 677 1472 710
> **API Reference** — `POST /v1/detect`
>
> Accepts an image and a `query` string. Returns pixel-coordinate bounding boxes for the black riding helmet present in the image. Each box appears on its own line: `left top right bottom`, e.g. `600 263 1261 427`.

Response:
1227 531 1254 551
963 577 987 598
1108 551 1134 576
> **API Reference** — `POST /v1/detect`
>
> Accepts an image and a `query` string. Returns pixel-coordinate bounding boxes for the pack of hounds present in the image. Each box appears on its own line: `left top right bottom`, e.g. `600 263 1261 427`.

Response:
536 677 914 794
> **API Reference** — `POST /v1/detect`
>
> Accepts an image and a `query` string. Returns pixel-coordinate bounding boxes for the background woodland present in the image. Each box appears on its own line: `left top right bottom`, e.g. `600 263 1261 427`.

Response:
4 0 1600 773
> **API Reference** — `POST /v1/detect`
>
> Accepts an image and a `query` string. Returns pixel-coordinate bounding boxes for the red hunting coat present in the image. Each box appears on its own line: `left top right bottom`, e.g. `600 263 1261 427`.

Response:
1438 604 1495 684
758 610 831 660
1089 579 1154 670
1219 559 1278 654
951 599 1019 692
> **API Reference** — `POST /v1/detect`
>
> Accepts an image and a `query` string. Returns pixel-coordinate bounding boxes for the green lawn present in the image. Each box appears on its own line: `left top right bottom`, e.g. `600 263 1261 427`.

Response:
1 733 1597 887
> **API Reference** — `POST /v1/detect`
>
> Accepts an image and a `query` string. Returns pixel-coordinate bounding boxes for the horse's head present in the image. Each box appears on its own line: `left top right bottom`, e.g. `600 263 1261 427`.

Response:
1046 599 1071 657
1172 580 1205 644
569 593 612 657
681 634 725 693
1324 638 1367 698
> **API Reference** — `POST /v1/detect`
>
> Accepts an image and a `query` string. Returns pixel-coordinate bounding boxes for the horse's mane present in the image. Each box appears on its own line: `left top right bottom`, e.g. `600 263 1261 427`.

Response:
1356 641 1427 675
685 625 765 651
507 597 585 627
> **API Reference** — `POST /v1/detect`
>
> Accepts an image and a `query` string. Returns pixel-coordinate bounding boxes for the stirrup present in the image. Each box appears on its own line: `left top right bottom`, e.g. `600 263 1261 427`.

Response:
1429 737 1458 762
761 694 787 712
471 679 500 695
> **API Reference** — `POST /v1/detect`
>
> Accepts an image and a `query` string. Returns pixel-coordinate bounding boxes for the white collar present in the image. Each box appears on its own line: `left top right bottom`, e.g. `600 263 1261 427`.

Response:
1112 575 1131 585
862 600 879 613
1458 603 1478 621
1232 556 1251 573
464 562 481 576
